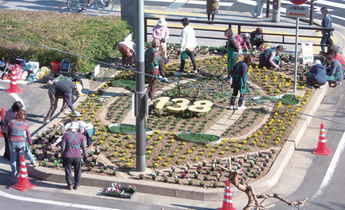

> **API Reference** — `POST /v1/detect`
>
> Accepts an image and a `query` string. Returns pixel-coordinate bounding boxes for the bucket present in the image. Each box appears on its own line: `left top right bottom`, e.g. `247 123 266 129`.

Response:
51 62 61 72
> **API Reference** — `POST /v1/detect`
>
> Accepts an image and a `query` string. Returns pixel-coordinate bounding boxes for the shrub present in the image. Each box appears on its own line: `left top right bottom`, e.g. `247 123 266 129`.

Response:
0 10 131 73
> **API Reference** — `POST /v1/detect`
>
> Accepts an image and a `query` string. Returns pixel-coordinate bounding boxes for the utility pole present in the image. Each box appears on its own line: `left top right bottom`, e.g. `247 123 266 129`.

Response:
135 0 146 172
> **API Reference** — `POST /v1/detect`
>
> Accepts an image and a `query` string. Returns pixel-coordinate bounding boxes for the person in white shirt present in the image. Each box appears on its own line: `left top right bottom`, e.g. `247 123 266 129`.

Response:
174 17 198 76
117 33 136 67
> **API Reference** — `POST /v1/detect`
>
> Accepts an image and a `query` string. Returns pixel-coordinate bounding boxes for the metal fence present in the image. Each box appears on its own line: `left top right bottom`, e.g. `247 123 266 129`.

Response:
144 17 334 47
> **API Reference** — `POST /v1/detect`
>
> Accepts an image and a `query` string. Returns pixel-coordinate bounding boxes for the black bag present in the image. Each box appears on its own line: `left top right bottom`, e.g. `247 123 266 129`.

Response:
60 58 72 73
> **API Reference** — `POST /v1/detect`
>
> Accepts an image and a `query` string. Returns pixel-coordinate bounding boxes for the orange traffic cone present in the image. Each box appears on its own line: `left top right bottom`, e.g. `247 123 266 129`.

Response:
6 66 23 94
12 155 36 191
313 123 331 156
218 179 236 210
0 107 5 138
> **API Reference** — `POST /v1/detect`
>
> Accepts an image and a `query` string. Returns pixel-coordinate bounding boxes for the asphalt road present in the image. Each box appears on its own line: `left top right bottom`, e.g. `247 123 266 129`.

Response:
272 83 345 209
0 81 50 132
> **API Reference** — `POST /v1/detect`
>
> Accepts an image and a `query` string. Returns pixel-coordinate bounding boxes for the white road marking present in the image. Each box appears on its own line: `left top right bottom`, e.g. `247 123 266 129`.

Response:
0 190 121 210
311 131 345 201
0 85 26 110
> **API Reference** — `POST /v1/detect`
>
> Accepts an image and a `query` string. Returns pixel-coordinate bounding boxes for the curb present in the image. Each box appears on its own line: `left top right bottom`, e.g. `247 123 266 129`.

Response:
27 78 329 201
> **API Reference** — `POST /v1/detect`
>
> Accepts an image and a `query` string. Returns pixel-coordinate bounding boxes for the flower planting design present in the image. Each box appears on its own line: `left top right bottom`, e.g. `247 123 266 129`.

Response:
31 47 314 188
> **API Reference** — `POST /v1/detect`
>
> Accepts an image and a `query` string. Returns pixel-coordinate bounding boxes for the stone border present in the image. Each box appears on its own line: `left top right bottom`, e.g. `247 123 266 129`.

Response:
28 76 329 201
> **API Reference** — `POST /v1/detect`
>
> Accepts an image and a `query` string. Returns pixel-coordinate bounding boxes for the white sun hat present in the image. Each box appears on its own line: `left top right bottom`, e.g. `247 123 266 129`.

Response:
313 60 321 65
157 17 167 27
67 122 79 131
76 83 83 95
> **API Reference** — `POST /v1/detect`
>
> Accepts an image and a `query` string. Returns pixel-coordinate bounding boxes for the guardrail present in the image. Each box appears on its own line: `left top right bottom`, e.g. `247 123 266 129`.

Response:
144 17 334 47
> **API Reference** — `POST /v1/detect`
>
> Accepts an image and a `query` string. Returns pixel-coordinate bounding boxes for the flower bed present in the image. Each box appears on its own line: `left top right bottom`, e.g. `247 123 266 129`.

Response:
31 48 315 189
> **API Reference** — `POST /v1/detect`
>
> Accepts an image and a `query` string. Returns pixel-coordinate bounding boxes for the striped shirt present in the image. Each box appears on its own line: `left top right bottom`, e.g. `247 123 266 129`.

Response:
8 119 31 143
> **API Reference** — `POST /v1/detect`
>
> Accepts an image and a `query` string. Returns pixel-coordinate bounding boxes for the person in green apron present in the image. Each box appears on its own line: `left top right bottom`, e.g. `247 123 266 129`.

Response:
61 122 87 190
328 48 345 72
8 109 38 177
326 38 342 54
174 17 197 76
250 27 264 50
223 28 240 82
145 38 161 99
230 54 254 110
326 54 343 87
259 45 284 70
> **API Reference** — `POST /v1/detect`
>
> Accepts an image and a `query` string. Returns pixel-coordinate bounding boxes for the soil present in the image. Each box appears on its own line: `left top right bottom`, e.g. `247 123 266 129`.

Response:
31 46 316 189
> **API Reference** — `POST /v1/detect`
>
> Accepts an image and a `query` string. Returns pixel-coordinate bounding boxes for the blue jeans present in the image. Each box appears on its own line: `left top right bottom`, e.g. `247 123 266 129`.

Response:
9 142 36 176
254 0 265 17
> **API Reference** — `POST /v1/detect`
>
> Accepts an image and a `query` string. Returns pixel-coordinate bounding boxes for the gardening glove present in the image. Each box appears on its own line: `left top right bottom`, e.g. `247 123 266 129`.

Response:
83 156 87 162
74 111 81 117
80 128 85 133
161 38 165 43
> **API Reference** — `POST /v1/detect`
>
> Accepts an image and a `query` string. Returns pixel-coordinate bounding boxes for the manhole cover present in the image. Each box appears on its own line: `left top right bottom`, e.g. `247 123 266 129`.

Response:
322 95 339 104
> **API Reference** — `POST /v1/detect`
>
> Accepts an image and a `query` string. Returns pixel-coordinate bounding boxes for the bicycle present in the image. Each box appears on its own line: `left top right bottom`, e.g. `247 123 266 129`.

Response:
67 0 114 14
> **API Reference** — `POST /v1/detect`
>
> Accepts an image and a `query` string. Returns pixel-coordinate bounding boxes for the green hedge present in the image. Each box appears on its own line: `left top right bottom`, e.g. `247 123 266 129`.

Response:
0 9 132 73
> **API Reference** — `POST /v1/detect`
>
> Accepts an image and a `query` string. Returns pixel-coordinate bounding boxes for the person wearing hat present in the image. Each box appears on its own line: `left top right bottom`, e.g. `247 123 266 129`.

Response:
305 60 327 89
44 80 82 124
60 121 87 190
174 17 198 76
1 101 23 161
206 0 219 22
117 33 136 67
152 17 170 58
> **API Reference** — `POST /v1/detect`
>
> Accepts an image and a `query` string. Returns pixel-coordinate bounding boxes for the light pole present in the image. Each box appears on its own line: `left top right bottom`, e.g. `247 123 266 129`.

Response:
135 0 146 172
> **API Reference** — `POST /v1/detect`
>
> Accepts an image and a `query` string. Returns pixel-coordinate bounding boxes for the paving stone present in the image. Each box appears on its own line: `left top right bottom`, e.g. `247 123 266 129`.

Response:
216 118 228 124
214 124 229 131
